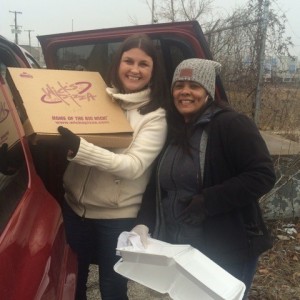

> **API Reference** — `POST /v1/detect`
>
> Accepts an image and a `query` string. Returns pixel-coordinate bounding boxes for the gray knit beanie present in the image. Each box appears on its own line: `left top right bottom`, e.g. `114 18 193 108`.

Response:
171 58 222 100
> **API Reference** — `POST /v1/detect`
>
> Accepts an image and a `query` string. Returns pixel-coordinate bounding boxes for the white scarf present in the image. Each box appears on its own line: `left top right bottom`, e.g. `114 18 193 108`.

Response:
106 87 151 111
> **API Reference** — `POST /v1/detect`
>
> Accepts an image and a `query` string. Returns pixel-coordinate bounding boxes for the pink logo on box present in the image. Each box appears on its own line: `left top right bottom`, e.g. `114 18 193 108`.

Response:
19 72 34 78
41 81 96 107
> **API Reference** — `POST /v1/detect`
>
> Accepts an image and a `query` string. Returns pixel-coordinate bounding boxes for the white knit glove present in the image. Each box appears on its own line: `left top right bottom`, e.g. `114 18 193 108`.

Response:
131 224 149 248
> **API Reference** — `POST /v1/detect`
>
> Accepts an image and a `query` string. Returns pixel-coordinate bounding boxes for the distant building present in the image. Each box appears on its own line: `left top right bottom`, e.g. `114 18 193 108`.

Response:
264 55 299 83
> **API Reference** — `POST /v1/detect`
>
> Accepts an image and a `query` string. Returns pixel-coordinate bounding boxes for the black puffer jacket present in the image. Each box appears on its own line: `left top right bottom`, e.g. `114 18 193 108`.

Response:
137 103 276 266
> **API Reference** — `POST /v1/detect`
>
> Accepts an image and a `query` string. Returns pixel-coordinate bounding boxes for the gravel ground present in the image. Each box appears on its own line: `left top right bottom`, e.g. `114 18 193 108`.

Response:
87 264 171 300
87 219 300 299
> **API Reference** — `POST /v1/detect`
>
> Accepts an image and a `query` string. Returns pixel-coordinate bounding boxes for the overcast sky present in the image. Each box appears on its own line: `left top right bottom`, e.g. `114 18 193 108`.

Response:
1 0 300 57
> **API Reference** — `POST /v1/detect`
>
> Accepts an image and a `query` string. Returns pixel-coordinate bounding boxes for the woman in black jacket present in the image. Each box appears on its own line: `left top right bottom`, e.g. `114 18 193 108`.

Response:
132 58 276 299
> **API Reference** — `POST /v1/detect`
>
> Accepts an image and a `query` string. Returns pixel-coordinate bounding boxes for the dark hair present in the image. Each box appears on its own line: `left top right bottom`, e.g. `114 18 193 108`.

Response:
108 34 169 114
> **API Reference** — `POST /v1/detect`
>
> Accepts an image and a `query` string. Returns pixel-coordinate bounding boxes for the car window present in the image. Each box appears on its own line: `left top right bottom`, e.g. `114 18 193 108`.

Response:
56 42 120 83
24 52 41 69
0 47 21 78
0 142 28 233
54 37 196 86
159 37 196 85
0 62 6 78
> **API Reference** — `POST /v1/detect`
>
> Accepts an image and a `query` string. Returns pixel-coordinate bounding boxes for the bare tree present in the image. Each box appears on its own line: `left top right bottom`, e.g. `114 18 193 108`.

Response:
144 0 212 23
204 0 296 129
143 0 297 133
179 0 212 20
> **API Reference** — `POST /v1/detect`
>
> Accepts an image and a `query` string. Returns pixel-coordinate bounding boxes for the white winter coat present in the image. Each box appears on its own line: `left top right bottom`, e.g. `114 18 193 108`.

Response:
63 87 167 219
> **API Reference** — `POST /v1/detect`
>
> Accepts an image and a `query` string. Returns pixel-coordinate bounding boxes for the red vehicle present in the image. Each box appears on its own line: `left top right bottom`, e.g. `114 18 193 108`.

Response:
37 20 227 101
0 35 77 300
0 21 227 300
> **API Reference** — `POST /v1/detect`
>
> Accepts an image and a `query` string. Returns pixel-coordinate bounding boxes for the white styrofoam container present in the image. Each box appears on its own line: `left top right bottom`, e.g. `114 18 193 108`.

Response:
114 238 246 300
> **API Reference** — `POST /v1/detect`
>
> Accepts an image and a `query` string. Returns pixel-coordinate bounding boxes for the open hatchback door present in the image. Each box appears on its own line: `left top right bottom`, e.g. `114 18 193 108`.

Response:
38 21 227 102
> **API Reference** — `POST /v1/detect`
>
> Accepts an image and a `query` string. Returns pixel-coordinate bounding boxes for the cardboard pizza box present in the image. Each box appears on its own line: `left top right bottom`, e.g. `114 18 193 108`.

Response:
6 68 133 148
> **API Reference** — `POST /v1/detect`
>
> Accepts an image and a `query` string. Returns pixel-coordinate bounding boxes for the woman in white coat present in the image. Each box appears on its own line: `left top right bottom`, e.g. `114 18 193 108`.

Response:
58 34 169 300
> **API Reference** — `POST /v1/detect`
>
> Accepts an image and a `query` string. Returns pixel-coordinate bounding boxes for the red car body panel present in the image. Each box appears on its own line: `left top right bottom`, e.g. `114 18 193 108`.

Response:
0 171 74 299
0 40 77 299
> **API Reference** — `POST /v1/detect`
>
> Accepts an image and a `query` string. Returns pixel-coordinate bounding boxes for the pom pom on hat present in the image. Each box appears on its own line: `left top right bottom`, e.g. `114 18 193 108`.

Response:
171 58 221 100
